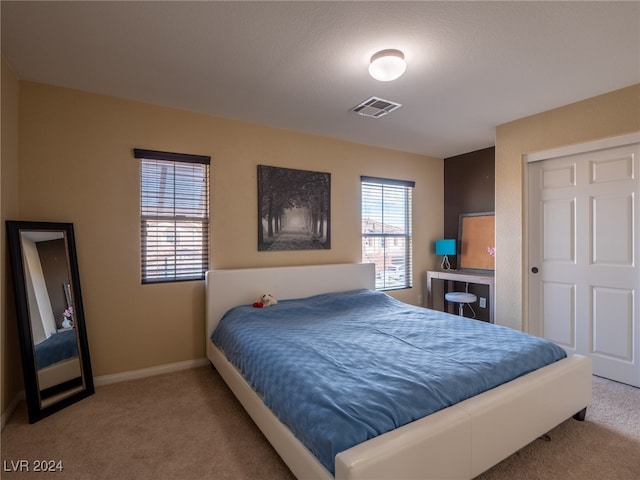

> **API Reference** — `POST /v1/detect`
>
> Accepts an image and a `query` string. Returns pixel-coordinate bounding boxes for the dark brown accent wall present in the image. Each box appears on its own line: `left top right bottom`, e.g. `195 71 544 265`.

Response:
444 146 495 267
37 239 69 329
443 146 495 321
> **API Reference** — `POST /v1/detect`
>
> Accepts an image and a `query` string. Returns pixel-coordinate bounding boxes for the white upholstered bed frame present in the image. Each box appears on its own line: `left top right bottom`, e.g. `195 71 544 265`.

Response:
205 263 592 480
37 356 82 390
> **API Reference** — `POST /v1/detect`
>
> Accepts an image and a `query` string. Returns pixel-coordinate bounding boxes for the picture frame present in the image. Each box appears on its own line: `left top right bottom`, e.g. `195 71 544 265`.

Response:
458 212 495 271
257 165 331 251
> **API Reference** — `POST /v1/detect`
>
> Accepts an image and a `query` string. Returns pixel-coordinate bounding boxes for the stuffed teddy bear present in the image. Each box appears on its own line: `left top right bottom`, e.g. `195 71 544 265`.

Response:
261 293 278 307
252 293 278 308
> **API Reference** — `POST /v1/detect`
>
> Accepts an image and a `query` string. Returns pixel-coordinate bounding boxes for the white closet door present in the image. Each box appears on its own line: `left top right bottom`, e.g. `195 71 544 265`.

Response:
528 142 640 387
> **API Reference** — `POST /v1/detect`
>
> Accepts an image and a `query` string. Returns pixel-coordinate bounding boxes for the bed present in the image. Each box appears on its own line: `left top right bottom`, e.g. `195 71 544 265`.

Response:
205 263 592 479
35 329 78 370
35 328 82 391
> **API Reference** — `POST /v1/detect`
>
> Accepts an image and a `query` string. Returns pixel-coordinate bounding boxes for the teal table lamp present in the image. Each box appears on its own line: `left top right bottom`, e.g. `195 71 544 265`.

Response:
435 239 456 270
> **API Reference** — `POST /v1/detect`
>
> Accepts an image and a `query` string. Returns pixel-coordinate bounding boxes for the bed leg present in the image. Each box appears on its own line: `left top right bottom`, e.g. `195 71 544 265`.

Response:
572 407 587 421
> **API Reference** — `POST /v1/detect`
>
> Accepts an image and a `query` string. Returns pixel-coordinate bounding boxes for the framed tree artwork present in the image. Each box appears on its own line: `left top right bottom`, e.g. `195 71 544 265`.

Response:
258 165 331 251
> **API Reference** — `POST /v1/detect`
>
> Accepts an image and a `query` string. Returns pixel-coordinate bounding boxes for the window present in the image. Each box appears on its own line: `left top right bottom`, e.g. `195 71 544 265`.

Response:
361 176 414 290
134 149 210 283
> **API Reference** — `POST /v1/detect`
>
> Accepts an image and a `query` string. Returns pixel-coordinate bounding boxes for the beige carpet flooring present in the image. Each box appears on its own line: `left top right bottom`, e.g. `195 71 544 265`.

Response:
1 366 639 479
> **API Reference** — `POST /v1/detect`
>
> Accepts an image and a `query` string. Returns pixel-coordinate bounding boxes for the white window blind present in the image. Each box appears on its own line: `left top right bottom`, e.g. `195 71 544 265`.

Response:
134 149 210 284
361 176 414 290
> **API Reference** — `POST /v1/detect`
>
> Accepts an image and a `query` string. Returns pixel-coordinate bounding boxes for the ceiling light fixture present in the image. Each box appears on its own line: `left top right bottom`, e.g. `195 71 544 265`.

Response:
368 49 406 82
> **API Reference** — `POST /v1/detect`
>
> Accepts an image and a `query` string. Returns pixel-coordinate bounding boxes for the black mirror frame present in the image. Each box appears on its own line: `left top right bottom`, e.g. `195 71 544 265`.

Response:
6 220 94 423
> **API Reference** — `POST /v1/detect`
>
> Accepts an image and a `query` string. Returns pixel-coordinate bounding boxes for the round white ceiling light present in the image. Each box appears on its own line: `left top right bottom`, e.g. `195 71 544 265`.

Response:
368 49 406 82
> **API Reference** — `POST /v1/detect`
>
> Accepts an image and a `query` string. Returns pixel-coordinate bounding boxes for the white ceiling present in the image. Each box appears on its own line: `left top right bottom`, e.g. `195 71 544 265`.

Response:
2 1 639 159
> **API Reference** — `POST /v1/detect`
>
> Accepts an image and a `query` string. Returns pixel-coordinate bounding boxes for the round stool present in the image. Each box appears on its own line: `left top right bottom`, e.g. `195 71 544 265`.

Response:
445 292 477 317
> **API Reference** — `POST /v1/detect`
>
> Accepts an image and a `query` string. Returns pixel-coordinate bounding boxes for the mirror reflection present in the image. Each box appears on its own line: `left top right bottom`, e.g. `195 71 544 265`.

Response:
21 230 84 407
7 221 94 423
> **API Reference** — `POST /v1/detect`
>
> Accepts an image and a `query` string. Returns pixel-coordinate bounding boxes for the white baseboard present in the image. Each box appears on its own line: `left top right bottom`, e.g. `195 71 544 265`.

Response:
94 358 210 387
1 391 25 432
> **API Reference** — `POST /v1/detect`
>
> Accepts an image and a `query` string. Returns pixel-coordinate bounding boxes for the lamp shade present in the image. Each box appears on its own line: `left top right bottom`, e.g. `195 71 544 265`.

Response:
435 239 456 256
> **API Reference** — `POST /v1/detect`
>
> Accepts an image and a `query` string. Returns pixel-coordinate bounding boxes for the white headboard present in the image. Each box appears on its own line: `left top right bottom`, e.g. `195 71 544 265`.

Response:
205 263 375 340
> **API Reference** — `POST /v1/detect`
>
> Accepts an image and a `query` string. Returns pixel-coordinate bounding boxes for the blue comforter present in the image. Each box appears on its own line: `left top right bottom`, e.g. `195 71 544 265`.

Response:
212 289 566 474
35 329 78 369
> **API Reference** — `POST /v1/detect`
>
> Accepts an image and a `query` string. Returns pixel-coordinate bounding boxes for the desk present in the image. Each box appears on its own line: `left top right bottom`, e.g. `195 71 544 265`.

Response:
426 270 495 323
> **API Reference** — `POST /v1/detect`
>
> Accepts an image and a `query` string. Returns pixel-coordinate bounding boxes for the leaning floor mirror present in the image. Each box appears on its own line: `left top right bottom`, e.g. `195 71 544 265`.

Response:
6 221 94 423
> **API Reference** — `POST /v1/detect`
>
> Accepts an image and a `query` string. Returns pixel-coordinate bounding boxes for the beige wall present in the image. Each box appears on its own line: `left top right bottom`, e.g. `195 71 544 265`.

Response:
13 82 443 380
10 77 635 412
495 84 640 331
1 57 23 414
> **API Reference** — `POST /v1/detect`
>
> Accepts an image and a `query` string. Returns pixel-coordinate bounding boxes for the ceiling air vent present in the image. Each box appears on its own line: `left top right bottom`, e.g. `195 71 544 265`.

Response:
351 96 402 118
